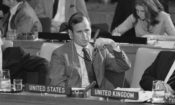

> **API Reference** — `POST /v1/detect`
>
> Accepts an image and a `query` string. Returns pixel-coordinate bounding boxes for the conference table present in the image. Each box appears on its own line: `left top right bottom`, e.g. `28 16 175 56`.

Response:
0 92 159 105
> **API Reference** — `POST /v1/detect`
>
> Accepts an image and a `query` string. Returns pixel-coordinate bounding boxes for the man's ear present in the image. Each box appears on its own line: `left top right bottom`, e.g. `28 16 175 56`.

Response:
68 30 73 40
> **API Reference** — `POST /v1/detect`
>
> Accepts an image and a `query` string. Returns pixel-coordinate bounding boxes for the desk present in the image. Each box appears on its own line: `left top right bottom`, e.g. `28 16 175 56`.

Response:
0 92 154 105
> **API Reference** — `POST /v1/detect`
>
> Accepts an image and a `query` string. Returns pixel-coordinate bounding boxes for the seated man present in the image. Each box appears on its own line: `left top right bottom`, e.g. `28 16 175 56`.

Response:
47 12 131 89
0 0 42 38
140 51 175 94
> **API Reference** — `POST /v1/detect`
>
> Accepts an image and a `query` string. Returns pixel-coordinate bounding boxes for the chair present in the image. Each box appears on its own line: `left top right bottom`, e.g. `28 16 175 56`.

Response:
39 42 63 62
39 17 51 32
130 48 161 88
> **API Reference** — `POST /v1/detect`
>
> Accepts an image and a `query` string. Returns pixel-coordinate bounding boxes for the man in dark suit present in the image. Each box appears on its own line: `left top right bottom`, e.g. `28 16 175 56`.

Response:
140 51 175 94
47 12 131 89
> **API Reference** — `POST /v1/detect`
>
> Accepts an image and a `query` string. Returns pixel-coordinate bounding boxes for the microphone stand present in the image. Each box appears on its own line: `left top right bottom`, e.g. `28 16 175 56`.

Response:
83 81 97 97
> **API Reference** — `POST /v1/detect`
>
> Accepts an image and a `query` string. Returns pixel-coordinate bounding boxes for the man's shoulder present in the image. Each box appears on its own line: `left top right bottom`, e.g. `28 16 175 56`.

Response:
53 42 72 54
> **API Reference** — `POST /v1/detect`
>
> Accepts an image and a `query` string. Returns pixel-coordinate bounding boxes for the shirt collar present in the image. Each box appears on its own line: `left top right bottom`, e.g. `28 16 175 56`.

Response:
10 2 22 15
74 43 90 56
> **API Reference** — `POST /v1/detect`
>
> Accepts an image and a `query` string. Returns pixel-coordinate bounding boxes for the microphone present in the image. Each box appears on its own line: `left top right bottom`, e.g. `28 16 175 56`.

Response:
93 29 100 43
83 81 97 96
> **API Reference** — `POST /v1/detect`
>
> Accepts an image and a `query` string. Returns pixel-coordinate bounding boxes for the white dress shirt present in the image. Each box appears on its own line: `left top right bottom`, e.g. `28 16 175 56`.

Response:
8 2 22 31
74 43 90 88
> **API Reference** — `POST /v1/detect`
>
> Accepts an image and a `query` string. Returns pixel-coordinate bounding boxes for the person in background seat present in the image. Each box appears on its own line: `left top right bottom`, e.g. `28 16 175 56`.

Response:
140 51 175 94
0 0 42 38
112 0 175 37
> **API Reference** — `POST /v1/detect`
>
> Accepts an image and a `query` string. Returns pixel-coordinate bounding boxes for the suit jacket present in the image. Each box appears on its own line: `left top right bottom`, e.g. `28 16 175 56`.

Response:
47 41 130 89
53 0 89 21
0 1 42 37
140 51 175 91
27 0 53 18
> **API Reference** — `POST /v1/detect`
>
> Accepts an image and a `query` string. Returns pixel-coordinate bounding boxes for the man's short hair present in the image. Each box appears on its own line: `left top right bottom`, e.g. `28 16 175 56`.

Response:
68 12 90 31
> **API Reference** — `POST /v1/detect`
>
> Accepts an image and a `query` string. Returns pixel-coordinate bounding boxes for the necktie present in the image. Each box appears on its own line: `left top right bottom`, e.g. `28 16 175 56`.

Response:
82 48 91 61
82 48 97 84
167 71 175 86
52 0 59 18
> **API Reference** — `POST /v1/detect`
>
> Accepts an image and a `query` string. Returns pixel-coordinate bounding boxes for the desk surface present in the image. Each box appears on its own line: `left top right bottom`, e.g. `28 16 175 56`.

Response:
0 92 156 105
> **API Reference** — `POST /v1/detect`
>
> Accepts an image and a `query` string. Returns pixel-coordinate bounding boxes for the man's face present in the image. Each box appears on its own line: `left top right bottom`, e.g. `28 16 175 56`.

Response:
71 17 91 47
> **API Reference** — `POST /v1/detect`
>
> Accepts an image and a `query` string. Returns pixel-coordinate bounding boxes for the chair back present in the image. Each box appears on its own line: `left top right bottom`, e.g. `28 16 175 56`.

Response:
130 48 161 88
39 42 63 61
39 17 51 32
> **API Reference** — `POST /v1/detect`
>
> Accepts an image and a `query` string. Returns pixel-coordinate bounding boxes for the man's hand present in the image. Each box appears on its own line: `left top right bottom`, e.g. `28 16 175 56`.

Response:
112 28 121 36
94 38 121 52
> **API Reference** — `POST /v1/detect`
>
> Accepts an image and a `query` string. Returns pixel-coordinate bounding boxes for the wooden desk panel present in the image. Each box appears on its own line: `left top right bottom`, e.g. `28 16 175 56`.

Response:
0 93 154 105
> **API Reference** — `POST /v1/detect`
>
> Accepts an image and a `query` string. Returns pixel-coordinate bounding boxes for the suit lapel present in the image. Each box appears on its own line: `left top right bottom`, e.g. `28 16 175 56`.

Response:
66 42 82 87
92 47 104 87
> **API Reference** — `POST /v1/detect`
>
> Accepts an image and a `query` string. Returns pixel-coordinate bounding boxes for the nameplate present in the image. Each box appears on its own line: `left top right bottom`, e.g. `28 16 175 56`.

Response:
25 84 65 94
91 89 138 100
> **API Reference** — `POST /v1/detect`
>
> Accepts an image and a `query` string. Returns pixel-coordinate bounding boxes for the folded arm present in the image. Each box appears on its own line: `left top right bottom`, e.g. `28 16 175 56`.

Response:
95 38 131 73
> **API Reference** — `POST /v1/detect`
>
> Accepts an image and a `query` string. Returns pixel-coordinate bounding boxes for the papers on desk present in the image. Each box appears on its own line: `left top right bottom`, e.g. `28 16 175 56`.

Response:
143 35 175 48
142 34 175 41
154 41 175 48
115 88 153 102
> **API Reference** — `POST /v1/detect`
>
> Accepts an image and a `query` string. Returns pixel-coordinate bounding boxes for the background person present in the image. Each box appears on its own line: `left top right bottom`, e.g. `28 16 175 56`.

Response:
0 0 42 38
47 12 131 89
112 0 175 37
26 0 53 19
